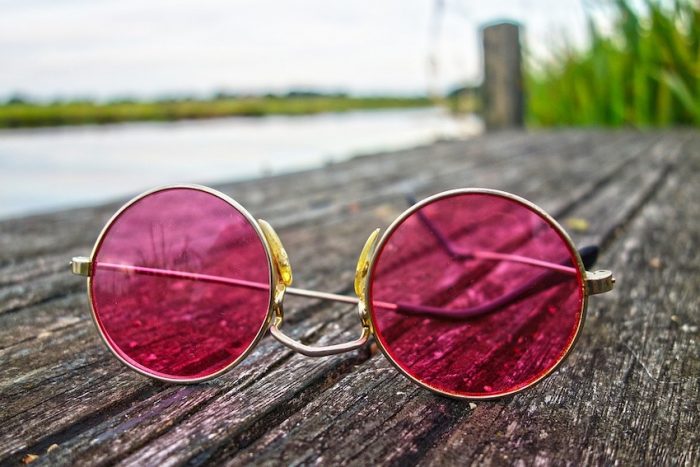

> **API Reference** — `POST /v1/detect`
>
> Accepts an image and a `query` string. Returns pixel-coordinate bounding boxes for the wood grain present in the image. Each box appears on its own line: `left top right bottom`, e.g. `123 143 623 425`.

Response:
0 130 697 466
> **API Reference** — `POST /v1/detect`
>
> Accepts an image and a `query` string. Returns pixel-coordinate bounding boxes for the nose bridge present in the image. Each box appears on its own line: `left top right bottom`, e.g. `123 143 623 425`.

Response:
257 219 378 357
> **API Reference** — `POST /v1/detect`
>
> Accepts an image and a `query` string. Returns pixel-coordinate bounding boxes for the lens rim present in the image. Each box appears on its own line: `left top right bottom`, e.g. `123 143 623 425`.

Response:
86 184 276 384
365 188 588 400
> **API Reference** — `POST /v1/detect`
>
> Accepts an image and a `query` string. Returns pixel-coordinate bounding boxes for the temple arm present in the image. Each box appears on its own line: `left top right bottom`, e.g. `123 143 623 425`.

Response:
392 267 570 319
382 195 611 318
73 253 611 321
81 261 393 309
405 194 599 272
82 258 604 319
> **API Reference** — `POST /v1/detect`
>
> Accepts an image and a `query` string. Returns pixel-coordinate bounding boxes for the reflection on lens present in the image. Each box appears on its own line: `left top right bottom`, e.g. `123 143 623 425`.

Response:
90 187 271 380
369 192 584 398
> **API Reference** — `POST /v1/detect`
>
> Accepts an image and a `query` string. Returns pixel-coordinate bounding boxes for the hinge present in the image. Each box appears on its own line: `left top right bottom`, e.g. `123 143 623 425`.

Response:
71 256 92 276
585 270 615 295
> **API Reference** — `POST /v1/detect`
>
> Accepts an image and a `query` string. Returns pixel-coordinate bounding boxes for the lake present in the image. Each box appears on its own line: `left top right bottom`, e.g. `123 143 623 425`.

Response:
0 108 481 220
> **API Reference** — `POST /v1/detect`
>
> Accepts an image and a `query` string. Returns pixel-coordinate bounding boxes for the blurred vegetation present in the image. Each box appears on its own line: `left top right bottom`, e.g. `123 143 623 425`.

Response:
0 94 432 129
527 0 699 126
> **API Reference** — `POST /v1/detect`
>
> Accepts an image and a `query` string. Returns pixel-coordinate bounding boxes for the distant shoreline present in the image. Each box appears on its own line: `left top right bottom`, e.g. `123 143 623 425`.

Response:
0 107 472 220
0 95 435 129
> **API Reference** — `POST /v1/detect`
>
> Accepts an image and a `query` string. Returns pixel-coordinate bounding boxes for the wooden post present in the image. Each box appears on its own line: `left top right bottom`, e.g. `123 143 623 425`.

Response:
481 22 524 130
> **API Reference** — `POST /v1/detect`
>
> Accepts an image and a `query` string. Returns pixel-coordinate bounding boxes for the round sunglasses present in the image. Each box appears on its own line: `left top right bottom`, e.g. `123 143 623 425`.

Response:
70 185 615 399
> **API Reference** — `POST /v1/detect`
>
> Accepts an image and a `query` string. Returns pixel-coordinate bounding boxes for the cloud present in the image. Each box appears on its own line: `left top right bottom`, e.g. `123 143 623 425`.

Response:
0 0 587 99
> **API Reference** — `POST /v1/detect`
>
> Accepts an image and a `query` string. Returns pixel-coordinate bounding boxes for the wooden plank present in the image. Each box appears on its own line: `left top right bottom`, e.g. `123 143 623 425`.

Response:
213 132 699 466
421 132 700 466
0 130 696 466
0 131 664 456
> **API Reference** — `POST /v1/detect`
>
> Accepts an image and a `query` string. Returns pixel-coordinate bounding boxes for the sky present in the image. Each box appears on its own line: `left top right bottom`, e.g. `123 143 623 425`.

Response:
0 0 591 100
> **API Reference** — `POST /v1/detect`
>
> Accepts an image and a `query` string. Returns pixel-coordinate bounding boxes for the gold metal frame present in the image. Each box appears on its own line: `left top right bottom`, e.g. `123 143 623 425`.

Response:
79 184 277 384
363 188 595 400
71 185 614 398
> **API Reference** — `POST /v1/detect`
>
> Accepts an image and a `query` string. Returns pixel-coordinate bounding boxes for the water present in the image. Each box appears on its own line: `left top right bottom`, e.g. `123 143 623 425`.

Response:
0 108 481 220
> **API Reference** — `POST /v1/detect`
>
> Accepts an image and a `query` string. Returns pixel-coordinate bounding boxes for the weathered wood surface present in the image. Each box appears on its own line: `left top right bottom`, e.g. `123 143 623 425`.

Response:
0 130 698 466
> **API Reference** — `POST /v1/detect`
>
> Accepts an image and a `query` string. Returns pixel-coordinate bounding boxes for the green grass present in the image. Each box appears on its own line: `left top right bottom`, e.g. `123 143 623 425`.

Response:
0 96 433 129
526 0 699 127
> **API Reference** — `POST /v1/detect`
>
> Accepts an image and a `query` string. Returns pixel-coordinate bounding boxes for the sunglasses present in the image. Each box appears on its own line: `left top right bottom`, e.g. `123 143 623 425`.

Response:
70 185 615 399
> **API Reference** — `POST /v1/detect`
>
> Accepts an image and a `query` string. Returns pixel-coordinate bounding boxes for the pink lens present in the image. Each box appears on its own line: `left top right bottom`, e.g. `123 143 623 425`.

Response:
90 187 271 381
369 192 584 398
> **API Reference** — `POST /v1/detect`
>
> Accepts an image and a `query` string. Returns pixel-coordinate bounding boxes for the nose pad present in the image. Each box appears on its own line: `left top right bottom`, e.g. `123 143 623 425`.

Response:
258 219 293 287
354 228 381 300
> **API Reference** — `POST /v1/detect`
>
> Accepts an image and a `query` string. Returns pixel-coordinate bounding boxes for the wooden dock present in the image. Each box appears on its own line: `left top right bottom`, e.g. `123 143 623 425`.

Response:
1 130 698 465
